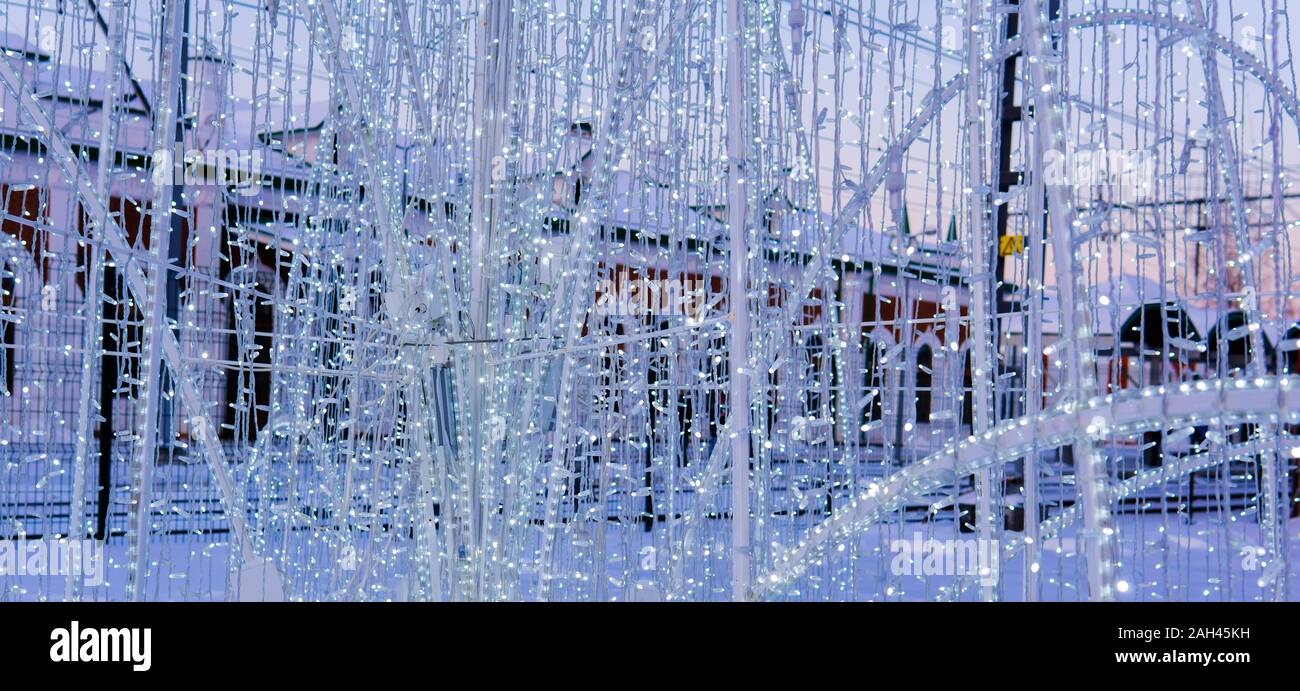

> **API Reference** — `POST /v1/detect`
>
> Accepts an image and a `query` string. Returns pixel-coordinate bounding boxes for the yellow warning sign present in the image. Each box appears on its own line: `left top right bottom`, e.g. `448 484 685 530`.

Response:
999 235 1025 256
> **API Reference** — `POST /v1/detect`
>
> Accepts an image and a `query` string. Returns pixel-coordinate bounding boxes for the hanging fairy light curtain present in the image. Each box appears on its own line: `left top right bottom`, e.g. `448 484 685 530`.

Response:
0 0 1298 602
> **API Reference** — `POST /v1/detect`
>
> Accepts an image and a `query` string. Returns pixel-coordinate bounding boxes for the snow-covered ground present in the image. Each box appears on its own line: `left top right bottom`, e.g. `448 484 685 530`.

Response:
3 511 1298 602
3 441 1296 601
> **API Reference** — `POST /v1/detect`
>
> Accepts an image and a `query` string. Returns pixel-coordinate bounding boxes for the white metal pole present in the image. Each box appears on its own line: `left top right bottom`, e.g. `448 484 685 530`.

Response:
461 0 514 601
724 0 751 602
128 0 187 601
1020 0 1116 601
1022 82 1047 603
963 0 999 602
68 0 126 602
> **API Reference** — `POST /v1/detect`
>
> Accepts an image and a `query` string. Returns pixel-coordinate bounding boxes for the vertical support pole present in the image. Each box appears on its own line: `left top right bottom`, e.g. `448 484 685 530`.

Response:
69 0 125 601
887 160 907 470
460 0 513 601
963 0 999 601
1266 0 1291 599
95 271 116 544
991 1 1022 328
724 0 751 602
1022 88 1047 603
127 0 186 601
1007 0 1056 602
1020 0 1116 601
159 0 192 460
412 368 445 602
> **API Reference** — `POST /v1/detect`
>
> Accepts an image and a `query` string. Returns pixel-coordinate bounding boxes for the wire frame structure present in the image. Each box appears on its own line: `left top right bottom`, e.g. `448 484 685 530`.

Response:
0 0 1299 601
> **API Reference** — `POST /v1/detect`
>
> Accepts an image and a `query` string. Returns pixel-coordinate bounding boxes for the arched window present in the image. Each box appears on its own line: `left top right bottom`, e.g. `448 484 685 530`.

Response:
1207 311 1261 377
803 333 825 417
1 184 45 395
77 196 189 403
915 344 933 424
0 256 15 395
1284 326 1300 375
860 333 884 437
220 225 286 442
961 349 974 427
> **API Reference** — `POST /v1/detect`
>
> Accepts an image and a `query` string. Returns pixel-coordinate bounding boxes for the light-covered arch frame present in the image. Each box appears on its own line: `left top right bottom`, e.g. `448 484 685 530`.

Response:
752 4 1300 601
